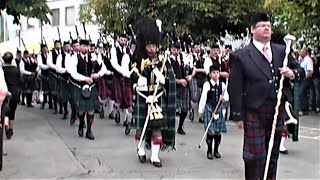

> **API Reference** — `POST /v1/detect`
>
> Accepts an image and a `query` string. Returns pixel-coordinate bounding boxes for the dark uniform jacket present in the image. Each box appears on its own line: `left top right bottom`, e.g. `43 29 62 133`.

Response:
228 42 305 120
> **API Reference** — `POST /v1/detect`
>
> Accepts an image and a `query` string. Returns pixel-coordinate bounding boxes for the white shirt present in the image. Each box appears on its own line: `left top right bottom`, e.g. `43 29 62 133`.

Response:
56 52 71 74
47 49 61 70
110 45 126 75
19 58 33 75
252 39 273 61
203 56 221 75
299 55 313 77
68 53 108 82
198 79 229 114
37 53 49 71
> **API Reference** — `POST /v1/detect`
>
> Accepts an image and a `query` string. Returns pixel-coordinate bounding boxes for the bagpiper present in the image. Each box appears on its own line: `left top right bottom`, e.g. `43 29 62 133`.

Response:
170 42 192 135
68 39 107 140
19 50 38 107
110 33 134 124
130 18 176 167
47 40 62 114
190 42 206 123
56 41 72 119
37 44 51 109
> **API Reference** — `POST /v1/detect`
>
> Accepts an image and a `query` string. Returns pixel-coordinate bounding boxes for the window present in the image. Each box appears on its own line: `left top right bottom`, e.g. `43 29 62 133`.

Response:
65 6 75 26
51 8 60 26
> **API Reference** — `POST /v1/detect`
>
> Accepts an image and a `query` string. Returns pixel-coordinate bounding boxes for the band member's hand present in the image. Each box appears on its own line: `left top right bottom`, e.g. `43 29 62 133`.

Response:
85 77 93 84
199 113 203 119
279 67 294 79
186 75 192 81
156 75 165 85
31 72 37 77
137 76 147 86
180 79 188 87
219 95 225 102
236 121 243 129
91 73 100 80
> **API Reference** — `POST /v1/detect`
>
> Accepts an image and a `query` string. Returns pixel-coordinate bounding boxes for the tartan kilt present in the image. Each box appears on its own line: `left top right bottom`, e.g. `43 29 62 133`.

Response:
58 78 69 103
23 75 37 93
40 76 49 93
243 100 285 180
48 72 58 95
112 76 133 109
68 83 77 111
176 86 190 112
74 85 100 112
132 89 175 149
189 79 202 102
96 76 112 100
204 105 227 133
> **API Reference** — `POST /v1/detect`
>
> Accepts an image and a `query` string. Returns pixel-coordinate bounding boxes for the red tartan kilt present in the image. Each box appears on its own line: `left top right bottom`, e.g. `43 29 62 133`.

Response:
96 77 112 100
112 76 133 108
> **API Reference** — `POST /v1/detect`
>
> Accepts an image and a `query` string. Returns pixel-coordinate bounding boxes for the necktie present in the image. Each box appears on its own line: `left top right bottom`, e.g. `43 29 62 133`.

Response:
263 46 271 63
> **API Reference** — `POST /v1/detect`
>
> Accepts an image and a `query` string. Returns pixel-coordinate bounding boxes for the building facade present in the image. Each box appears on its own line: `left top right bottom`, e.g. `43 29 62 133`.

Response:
0 0 99 54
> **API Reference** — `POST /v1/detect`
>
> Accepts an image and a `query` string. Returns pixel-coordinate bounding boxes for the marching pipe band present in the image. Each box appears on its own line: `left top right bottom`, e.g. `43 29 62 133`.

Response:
0 11 306 180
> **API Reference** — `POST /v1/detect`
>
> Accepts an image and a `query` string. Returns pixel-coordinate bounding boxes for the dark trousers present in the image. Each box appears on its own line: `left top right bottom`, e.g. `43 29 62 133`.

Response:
310 78 320 109
299 79 312 112
243 103 284 180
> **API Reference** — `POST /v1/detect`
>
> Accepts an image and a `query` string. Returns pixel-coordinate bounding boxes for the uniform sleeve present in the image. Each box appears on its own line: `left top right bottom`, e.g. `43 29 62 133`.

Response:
228 53 244 121
98 56 112 75
19 60 32 75
110 46 123 74
222 82 229 101
203 57 212 75
37 54 49 70
198 82 210 114
68 55 87 82
47 52 56 69
55 54 63 73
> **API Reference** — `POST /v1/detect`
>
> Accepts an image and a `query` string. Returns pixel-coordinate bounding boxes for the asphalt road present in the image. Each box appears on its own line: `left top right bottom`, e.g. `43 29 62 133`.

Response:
1 104 319 179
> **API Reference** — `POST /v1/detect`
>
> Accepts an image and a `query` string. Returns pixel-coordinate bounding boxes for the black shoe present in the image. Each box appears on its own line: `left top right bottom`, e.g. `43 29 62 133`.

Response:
21 102 26 106
59 109 63 114
109 112 114 119
5 128 13 139
86 131 95 140
62 114 67 120
138 154 146 163
150 160 162 167
27 104 34 107
70 116 76 125
78 126 84 137
53 109 58 114
280 150 288 154
207 151 213 160
214 151 221 158
199 118 204 123
177 128 186 135
49 105 53 109
40 104 45 109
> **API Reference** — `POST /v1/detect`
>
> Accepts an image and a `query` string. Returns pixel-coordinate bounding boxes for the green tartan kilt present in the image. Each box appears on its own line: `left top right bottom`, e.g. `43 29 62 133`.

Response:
132 89 176 149
58 78 69 103
176 86 190 112
74 86 100 112
48 72 58 95
204 105 227 133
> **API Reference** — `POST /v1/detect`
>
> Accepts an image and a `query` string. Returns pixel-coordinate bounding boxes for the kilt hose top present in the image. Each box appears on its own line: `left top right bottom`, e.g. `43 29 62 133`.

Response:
132 60 177 151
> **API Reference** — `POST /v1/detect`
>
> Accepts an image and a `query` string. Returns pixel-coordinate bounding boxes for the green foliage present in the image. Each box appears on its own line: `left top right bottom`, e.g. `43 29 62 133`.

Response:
0 0 51 24
83 0 319 42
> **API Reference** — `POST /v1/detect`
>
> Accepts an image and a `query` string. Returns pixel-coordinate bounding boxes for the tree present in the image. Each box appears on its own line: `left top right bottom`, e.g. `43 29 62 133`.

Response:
0 0 51 24
84 0 266 41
